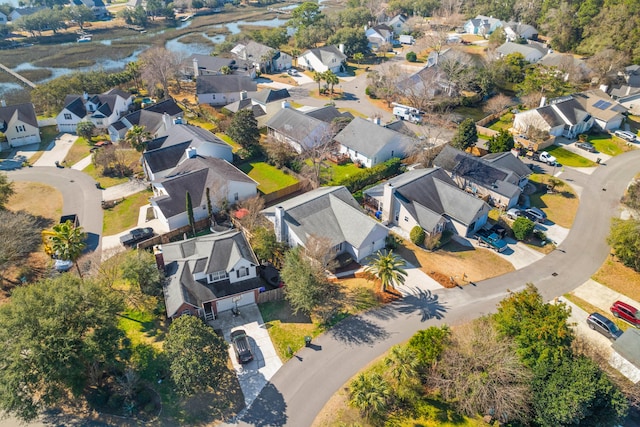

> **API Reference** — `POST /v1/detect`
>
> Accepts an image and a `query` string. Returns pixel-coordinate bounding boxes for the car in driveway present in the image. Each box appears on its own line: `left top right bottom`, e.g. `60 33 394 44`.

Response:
614 130 637 142
120 227 154 247
575 142 596 153
230 329 254 364
586 312 623 340
475 229 508 253
610 300 640 327
524 207 547 223
506 208 522 220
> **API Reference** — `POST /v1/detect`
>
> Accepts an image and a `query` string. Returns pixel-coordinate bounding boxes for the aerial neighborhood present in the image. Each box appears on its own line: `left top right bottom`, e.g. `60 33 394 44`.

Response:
1 0 640 425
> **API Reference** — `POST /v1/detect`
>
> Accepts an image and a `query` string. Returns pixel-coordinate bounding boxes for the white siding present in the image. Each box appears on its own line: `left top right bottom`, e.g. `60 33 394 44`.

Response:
216 291 256 313
198 91 244 106
6 122 41 147
229 258 258 284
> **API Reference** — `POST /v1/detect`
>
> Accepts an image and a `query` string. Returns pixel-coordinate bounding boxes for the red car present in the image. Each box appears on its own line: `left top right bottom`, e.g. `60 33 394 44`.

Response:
610 300 640 327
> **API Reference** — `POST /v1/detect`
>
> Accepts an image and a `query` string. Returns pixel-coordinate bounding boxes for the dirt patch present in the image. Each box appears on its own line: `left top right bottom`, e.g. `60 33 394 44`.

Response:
7 182 63 221
395 239 515 286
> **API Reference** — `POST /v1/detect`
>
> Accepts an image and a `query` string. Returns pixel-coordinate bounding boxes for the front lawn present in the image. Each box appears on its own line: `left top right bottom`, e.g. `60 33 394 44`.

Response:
84 163 131 188
545 145 596 167
63 136 91 166
237 161 298 194
259 300 319 360
118 307 167 350
588 134 634 156
7 181 62 222
593 257 640 303
528 174 579 228
487 112 514 132
103 189 153 235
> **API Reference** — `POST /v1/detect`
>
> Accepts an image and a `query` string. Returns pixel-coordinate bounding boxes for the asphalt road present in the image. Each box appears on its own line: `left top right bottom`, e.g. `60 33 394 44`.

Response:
8 167 104 253
232 149 640 427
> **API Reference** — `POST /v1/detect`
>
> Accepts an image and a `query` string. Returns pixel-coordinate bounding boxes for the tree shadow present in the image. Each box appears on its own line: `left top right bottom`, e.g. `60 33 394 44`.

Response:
394 289 448 322
328 315 390 345
239 382 288 427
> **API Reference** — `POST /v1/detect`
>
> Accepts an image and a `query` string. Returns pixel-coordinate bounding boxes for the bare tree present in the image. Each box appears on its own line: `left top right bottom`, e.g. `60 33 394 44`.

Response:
484 93 514 115
263 135 297 169
236 195 266 233
0 210 45 287
519 92 543 109
300 126 338 188
423 27 451 57
430 318 533 423
587 48 629 86
304 233 339 271
434 0 464 27
367 64 404 107
402 67 447 111
437 49 475 94
139 47 185 99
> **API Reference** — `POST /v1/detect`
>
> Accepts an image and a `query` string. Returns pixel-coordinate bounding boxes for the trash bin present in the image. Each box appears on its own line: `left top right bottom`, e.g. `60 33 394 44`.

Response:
596 158 601 164
304 336 312 347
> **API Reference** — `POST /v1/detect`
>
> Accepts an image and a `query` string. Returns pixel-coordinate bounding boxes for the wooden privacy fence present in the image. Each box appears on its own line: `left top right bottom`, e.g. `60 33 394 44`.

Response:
262 181 302 204
256 286 285 304
137 217 212 249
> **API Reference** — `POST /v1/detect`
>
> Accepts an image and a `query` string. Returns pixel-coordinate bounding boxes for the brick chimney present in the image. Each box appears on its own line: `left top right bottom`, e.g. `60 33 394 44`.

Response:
154 245 165 272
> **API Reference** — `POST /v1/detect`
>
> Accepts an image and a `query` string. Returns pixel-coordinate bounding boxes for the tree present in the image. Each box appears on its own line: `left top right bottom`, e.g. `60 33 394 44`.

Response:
0 210 42 286
348 372 392 420
607 218 640 272
512 216 535 241
431 318 533 424
405 51 417 62
313 71 323 94
487 129 514 153
121 250 163 296
51 220 87 277
622 180 640 211
164 315 228 395
323 70 339 95
0 172 15 211
450 118 477 150
64 4 95 30
407 325 451 370
290 2 322 29
250 226 284 267
364 250 407 293
264 136 296 169
280 247 327 315
484 93 513 115
186 191 195 236
353 52 364 64
124 125 151 152
236 195 265 233
410 225 425 245
384 344 419 391
227 109 260 151
304 234 338 271
206 187 213 219
220 65 232 75
327 27 369 57
546 176 564 193
139 47 183 99
76 120 96 141
0 275 124 421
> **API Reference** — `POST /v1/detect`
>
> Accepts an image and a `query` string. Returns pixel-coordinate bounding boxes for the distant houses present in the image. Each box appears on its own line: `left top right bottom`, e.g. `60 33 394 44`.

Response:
0 102 41 148
231 41 292 74
108 99 184 142
57 88 133 134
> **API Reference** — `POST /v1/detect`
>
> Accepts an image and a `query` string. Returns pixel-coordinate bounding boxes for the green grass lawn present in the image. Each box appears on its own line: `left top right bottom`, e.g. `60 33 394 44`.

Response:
259 300 320 360
118 307 167 349
84 163 131 188
237 161 298 194
587 135 631 156
487 113 514 132
103 189 153 235
546 145 596 167
215 132 240 152
63 136 91 166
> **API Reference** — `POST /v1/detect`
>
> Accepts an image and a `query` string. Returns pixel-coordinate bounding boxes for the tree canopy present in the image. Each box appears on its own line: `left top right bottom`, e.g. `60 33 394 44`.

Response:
364 250 407 293
0 172 14 210
227 109 261 152
607 218 640 272
280 247 328 315
450 118 477 151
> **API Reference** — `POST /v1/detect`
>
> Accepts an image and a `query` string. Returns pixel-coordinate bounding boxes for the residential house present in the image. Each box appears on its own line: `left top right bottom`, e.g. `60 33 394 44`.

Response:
196 75 257 106
572 90 626 131
190 54 256 79
57 88 132 133
334 117 416 168
298 45 347 74
108 98 184 142
495 41 546 63
142 124 234 181
387 14 410 34
71 0 108 18
433 145 524 209
150 154 257 231
363 168 490 238
481 151 531 188
159 230 266 320
224 88 291 127
538 52 590 82
512 96 594 139
231 41 292 73
610 65 640 102
0 11 8 25
365 24 393 50
611 329 640 384
502 22 538 41
0 102 41 148
463 15 502 37
262 186 389 262
9 6 46 21
398 49 457 98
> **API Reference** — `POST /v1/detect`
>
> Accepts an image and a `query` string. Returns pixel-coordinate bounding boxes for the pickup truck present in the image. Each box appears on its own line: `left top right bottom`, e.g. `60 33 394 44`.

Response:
476 230 508 253
527 151 557 165
120 227 154 247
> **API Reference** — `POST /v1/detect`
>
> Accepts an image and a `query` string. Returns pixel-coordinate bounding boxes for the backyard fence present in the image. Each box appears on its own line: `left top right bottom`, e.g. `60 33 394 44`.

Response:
256 287 285 304
137 217 212 250
262 180 303 204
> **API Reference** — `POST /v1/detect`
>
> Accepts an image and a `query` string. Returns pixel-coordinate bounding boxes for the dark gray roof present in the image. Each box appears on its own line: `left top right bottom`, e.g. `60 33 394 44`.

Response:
334 117 416 159
482 152 531 179
11 6 45 17
144 99 183 116
191 54 255 76
252 88 290 105
153 156 254 218
303 45 347 67
0 102 38 131
304 105 351 123
266 108 330 143
537 98 586 127
196 75 257 95
143 141 190 174
63 95 86 118
113 99 182 134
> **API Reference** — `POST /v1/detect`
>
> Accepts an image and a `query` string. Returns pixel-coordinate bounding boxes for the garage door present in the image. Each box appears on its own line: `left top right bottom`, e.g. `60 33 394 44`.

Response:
216 291 256 313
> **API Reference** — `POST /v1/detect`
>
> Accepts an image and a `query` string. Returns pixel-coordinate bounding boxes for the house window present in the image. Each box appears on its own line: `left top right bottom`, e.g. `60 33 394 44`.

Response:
333 242 342 252
211 94 216 99
15 125 25 133
64 113 72 120
233 192 239 201
208 270 228 282
237 267 250 278
404 216 408 222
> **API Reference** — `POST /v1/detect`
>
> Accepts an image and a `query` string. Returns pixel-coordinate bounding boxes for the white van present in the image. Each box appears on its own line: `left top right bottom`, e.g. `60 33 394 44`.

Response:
614 130 637 142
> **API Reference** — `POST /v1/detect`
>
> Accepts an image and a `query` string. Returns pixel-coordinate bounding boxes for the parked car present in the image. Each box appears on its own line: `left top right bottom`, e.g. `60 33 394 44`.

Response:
610 300 640 328
90 140 112 152
287 68 298 76
614 130 637 142
230 329 253 364
586 312 623 340
506 208 522 220
525 207 547 223
476 229 508 253
575 142 596 153
120 227 154 247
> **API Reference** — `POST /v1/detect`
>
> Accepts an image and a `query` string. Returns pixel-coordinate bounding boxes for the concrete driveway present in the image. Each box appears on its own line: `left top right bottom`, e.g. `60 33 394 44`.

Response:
33 133 77 167
211 304 282 409
560 296 614 357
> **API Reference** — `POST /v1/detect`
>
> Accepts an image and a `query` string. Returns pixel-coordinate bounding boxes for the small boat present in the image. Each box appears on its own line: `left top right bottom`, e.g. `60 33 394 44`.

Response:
180 14 193 22
77 35 92 43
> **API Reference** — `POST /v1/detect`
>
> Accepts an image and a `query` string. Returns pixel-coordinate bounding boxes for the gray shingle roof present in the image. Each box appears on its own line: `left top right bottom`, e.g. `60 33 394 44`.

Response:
0 102 38 131
252 88 291 105
196 75 257 95
496 42 545 60
334 117 416 159
63 96 87 118
537 98 586 127
143 141 190 174
302 45 347 67
266 107 330 144
482 152 531 180
304 105 351 123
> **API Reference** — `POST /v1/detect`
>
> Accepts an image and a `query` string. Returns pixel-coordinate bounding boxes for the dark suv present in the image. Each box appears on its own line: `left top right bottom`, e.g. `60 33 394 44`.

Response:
230 329 253 364
610 301 640 328
586 312 623 340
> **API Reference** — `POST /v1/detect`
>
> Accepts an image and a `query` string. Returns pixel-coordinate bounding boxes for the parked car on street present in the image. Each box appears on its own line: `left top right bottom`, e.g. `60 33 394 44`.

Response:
524 207 547 223
230 329 254 364
575 142 596 152
610 300 640 327
586 312 623 340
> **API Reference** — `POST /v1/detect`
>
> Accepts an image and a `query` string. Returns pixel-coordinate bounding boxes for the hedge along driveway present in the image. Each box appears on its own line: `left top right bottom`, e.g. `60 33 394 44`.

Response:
237 161 298 195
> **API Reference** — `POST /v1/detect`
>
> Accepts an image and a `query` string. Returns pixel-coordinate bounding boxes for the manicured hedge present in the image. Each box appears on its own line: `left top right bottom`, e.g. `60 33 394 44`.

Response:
335 158 403 193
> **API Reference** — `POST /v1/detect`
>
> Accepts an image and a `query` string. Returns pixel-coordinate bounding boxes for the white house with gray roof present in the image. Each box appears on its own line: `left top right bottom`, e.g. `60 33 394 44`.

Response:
0 102 40 149
231 41 292 73
159 230 264 320
495 41 547 63
265 106 333 153
150 155 257 231
298 45 347 74
334 117 416 167
512 97 594 138
196 75 258 106
364 168 490 238
57 88 132 134
262 186 389 263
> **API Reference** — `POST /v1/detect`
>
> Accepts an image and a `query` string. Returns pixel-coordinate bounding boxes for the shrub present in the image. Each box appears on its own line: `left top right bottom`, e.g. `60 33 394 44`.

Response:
385 234 401 250
512 217 535 240
365 85 376 98
406 51 417 62
425 233 441 250
410 226 425 245
336 157 403 193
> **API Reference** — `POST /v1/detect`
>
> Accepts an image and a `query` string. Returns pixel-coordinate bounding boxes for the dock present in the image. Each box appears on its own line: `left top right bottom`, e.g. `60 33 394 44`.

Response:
0 62 37 88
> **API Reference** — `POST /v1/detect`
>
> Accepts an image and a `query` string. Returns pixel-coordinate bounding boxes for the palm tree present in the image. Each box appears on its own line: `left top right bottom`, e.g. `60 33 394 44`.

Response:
220 65 232 75
126 61 141 91
125 125 152 152
365 250 407 293
323 70 339 95
349 372 391 419
313 71 323 94
384 344 419 385
51 220 87 277
546 176 564 193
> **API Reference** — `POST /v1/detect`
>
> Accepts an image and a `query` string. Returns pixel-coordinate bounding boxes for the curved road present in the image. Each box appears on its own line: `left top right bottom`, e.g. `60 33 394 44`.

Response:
8 167 104 253
234 150 640 427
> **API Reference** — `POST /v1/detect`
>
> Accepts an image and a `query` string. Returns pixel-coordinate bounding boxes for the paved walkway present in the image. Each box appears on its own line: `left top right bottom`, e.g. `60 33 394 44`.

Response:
571 279 640 314
71 154 92 171
101 179 148 202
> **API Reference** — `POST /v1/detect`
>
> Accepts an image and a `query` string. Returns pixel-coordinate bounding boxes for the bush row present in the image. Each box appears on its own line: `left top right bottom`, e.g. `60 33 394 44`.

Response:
335 157 403 193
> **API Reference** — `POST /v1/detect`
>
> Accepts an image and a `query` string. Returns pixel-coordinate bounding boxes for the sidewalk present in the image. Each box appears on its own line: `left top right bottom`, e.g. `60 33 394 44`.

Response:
101 179 148 202
571 279 640 314
71 154 92 171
